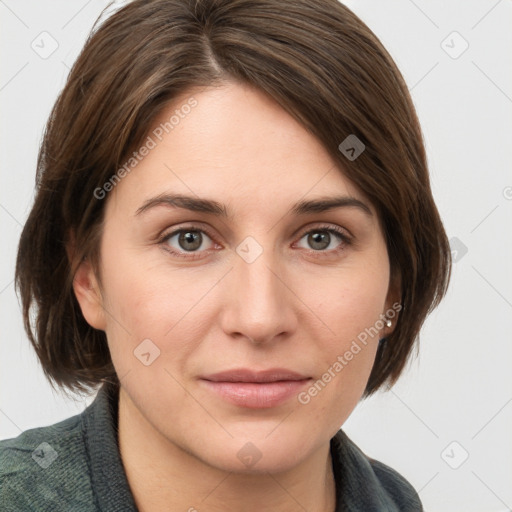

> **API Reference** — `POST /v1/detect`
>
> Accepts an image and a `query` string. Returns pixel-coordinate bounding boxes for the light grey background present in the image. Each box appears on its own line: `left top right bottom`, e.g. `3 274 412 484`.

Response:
1 1 511 511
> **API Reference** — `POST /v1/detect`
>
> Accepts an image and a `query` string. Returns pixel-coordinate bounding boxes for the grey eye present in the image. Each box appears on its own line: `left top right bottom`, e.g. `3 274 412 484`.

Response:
307 231 332 250
165 229 214 253
178 231 203 251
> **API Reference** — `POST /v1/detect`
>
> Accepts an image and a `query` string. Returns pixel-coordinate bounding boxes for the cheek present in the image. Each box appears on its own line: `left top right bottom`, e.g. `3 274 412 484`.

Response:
98 241 224 367
291 258 389 423
297 255 389 346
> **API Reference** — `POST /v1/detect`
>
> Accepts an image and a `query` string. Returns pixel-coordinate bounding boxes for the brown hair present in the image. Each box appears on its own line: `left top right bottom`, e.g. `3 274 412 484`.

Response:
15 0 451 397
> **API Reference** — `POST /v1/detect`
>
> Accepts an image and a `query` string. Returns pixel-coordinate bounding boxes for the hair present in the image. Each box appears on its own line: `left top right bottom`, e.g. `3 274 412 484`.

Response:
15 0 451 397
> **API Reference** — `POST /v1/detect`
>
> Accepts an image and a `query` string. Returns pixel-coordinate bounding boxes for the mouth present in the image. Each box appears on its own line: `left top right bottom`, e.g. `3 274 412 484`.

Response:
199 368 312 409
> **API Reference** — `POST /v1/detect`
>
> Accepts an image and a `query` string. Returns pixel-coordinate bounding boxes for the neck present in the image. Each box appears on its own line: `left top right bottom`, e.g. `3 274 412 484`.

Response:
117 387 337 512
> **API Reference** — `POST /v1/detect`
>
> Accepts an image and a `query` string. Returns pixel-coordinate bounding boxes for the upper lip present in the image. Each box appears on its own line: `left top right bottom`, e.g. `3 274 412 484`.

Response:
201 368 311 383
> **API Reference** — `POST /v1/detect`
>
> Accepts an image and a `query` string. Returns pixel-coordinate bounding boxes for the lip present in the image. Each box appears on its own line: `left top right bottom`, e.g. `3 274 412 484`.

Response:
199 368 311 408
202 368 310 383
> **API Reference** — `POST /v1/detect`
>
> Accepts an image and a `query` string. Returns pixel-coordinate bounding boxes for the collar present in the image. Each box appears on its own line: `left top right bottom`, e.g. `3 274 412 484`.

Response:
82 380 137 511
83 382 421 511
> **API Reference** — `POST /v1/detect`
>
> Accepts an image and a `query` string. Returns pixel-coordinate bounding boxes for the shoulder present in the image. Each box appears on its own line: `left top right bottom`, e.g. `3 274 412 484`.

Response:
0 411 96 510
332 429 423 511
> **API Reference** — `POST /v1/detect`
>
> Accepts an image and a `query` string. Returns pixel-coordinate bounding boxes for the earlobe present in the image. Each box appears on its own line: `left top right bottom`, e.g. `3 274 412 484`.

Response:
383 271 402 337
72 258 107 331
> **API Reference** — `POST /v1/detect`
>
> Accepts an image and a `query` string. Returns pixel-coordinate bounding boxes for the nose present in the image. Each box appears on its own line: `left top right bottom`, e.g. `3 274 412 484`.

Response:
219 245 297 345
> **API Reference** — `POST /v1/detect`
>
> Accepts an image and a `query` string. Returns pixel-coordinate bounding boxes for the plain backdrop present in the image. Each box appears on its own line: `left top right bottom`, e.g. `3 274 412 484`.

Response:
1 1 511 511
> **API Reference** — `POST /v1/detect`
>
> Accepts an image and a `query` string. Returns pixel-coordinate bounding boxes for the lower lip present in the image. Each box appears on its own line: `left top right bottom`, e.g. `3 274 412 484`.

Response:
200 379 311 408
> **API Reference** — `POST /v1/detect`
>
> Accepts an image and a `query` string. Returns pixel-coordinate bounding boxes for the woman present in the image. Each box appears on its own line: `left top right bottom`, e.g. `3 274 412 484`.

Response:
0 0 451 510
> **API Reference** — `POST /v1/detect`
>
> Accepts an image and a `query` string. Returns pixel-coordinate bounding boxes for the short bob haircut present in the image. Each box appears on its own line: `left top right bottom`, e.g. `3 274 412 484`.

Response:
16 0 451 397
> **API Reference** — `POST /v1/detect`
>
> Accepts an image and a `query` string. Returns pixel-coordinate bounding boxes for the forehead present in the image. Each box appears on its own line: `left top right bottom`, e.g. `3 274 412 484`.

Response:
106 81 376 218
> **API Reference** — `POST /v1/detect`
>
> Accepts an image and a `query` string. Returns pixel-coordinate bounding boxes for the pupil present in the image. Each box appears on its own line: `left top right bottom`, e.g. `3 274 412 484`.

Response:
180 231 201 251
309 231 329 250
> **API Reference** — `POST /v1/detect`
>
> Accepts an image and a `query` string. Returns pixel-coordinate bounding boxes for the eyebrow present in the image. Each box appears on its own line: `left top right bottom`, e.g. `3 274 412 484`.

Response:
135 193 373 218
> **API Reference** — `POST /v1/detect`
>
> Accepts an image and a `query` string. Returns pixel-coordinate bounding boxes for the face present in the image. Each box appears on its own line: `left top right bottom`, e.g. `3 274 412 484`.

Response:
75 81 397 474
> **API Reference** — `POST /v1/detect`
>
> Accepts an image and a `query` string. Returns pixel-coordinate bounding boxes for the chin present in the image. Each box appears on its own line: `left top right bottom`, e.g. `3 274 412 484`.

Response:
198 429 322 475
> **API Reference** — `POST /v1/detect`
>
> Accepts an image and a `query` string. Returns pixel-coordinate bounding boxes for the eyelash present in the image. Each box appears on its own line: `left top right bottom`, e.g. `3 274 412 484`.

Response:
159 223 352 260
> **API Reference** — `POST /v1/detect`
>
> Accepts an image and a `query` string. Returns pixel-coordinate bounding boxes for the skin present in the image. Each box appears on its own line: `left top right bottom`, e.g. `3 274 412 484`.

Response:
73 81 399 512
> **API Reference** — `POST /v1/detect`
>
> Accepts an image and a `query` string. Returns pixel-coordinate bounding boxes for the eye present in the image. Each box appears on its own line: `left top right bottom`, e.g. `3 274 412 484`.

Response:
160 226 218 259
295 225 351 254
159 223 351 260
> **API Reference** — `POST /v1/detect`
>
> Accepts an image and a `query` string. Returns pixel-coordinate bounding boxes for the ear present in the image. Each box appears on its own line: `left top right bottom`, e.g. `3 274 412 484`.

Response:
72 257 107 331
383 269 402 337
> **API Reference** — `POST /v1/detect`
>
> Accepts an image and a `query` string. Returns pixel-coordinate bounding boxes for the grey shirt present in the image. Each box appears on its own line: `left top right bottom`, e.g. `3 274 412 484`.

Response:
1 381 423 511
